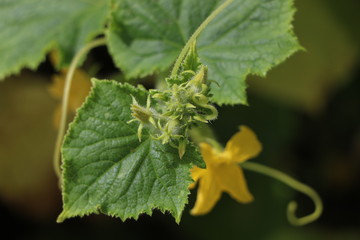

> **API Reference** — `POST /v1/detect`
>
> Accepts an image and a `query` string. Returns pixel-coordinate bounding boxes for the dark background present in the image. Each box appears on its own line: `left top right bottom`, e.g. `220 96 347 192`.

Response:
1 0 359 239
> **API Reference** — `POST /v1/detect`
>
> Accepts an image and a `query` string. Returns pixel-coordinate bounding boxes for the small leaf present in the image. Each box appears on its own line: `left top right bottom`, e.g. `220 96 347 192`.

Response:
0 0 110 80
181 41 202 73
107 0 301 105
58 79 204 223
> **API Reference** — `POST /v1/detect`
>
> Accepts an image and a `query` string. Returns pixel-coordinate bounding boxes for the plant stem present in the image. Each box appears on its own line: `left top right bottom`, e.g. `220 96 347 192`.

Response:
242 162 323 226
53 38 107 179
170 0 233 77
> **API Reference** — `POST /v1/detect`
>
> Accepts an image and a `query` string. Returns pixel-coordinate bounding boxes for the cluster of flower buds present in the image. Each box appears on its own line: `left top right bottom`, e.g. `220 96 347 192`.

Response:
129 42 218 158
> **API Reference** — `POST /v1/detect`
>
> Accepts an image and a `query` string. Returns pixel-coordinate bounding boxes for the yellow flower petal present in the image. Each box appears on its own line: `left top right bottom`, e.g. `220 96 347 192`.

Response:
48 75 65 99
199 142 218 164
190 170 221 215
49 50 61 67
67 69 91 111
48 68 91 129
190 126 261 216
225 125 262 163
48 69 91 111
216 163 253 203
189 166 205 189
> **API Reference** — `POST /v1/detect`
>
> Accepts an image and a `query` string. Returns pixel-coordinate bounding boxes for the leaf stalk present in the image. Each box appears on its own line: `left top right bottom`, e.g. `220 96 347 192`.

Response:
53 38 107 180
170 0 234 77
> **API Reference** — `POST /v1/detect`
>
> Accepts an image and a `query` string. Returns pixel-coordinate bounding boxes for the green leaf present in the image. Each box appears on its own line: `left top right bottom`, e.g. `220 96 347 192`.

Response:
107 0 301 105
0 0 109 80
250 0 357 113
58 79 204 223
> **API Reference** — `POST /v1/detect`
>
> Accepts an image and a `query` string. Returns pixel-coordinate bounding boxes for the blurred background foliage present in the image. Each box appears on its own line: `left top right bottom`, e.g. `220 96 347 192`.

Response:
0 0 359 239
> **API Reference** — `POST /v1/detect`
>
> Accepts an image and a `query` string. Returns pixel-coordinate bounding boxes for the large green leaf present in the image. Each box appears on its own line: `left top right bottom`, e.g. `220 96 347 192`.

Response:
58 79 204 223
0 0 109 80
107 0 301 105
250 0 357 113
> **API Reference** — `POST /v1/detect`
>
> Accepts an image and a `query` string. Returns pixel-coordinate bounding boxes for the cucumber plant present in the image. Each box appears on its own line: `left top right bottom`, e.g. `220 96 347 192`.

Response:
0 0 322 225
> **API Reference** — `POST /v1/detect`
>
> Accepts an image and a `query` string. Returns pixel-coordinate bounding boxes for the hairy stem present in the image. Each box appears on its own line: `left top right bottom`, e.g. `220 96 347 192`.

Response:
53 38 107 179
170 0 233 77
242 162 323 226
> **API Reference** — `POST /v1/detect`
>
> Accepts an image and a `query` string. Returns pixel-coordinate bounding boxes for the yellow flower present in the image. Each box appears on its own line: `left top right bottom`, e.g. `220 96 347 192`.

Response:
48 68 91 128
47 50 91 128
190 126 262 215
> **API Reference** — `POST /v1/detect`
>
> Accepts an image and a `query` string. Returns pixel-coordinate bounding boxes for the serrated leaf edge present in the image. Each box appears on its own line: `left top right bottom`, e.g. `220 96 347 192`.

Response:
58 79 201 224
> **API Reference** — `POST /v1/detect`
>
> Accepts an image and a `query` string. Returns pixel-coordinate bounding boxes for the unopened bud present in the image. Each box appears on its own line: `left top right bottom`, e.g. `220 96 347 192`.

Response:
130 103 152 123
188 65 207 89
178 139 187 159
